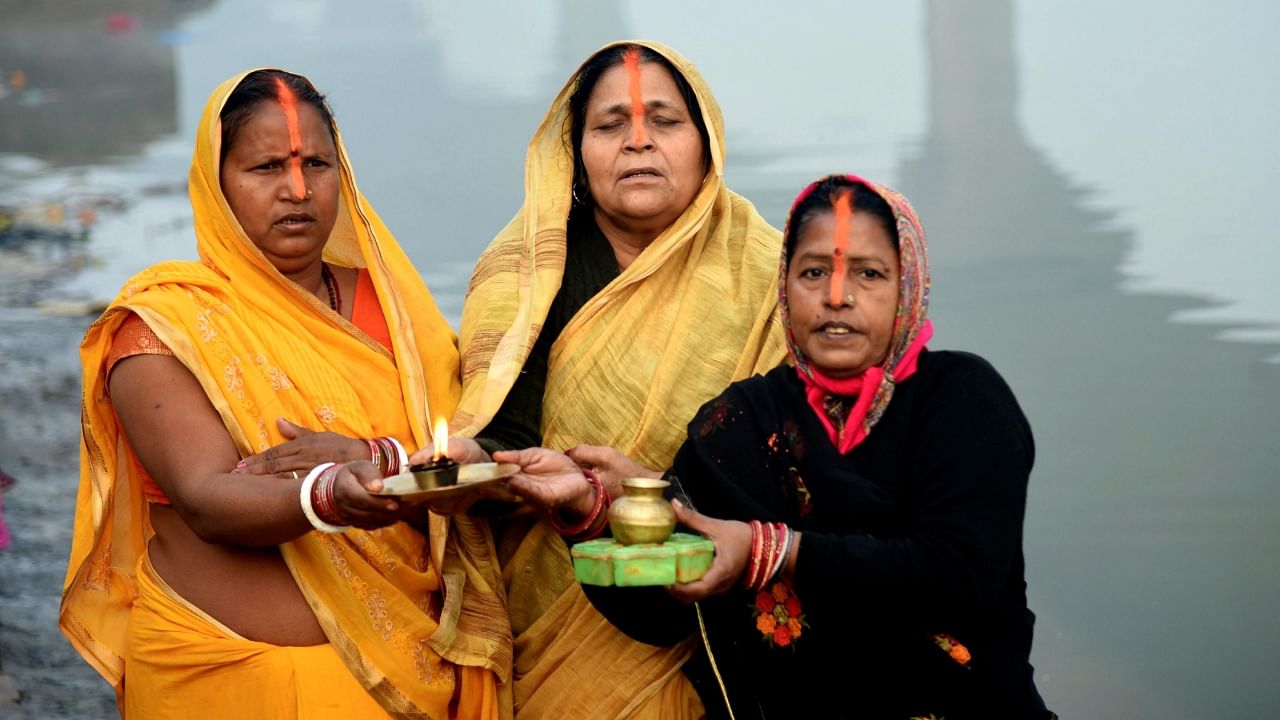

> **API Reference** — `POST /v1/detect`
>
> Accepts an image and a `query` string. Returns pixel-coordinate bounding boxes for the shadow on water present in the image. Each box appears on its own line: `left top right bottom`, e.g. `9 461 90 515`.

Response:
895 0 1280 715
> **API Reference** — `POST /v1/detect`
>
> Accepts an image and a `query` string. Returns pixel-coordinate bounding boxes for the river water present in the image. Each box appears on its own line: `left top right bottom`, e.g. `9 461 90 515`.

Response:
1 1 1277 717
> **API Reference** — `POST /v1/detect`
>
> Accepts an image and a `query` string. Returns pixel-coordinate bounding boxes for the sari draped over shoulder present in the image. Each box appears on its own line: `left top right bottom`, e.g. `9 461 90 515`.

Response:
61 69 510 718
454 41 786 718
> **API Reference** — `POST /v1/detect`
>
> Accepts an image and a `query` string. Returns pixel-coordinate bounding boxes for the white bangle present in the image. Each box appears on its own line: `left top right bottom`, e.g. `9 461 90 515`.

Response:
299 462 350 534
386 437 409 474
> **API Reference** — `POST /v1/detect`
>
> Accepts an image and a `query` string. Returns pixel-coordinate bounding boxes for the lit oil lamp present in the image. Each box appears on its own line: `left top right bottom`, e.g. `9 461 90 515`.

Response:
407 418 460 490
376 419 518 501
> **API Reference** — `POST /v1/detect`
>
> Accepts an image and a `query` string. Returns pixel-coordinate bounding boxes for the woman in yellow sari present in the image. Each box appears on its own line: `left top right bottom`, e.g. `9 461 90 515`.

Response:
435 41 787 718
61 69 508 719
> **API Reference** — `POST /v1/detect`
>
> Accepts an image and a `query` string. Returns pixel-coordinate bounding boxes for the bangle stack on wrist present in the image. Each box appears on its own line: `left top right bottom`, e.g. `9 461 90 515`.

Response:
300 462 351 534
366 436 408 477
548 469 611 542
743 520 792 592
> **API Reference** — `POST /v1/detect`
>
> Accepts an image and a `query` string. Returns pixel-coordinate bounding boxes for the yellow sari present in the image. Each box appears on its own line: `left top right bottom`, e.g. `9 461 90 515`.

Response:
455 42 787 718
62 70 510 718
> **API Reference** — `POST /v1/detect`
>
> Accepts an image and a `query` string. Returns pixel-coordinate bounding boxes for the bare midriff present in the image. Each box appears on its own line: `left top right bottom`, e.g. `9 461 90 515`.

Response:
148 505 328 646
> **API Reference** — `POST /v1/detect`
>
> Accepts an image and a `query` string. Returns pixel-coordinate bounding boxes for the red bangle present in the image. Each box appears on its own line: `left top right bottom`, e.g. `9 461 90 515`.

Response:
375 437 400 475
770 523 786 587
367 437 400 476
768 523 792 583
573 478 612 542
761 522 778 591
312 464 345 526
388 438 403 475
744 519 765 590
549 469 608 538
764 522 780 585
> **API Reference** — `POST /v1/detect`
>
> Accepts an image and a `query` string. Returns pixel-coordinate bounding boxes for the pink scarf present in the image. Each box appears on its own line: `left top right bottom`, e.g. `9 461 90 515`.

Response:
800 320 933 453
780 174 932 454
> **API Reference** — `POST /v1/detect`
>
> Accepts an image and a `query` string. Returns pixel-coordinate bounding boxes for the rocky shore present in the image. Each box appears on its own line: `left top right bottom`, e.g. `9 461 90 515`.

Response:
0 251 117 718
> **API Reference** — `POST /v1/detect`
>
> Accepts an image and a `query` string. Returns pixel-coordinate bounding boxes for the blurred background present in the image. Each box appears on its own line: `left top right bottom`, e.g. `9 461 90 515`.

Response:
1 0 1277 716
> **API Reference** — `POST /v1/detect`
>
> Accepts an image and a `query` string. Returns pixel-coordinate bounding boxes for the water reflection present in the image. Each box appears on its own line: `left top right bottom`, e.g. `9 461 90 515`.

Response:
0 0 210 294
899 1 1280 715
0 0 212 164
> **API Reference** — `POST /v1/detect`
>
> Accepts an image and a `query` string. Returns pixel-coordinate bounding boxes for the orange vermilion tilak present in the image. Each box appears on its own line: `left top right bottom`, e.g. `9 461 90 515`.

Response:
272 76 307 199
829 189 853 306
623 47 647 146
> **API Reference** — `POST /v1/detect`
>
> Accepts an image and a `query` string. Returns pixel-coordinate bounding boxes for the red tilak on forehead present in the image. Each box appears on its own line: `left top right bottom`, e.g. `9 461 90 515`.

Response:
829 189 853 306
623 47 647 146
272 76 307 199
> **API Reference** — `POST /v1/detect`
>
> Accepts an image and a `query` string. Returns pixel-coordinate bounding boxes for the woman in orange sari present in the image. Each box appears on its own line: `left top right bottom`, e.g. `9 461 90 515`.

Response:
61 69 507 719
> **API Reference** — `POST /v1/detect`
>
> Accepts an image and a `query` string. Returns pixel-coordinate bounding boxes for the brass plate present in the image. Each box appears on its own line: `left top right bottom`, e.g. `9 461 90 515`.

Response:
375 462 519 501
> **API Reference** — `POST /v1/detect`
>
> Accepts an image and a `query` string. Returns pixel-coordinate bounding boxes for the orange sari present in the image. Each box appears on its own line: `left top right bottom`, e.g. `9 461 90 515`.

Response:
62 69 510 718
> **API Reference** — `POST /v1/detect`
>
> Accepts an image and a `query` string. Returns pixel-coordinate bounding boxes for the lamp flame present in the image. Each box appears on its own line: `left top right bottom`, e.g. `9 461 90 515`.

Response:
432 418 450 462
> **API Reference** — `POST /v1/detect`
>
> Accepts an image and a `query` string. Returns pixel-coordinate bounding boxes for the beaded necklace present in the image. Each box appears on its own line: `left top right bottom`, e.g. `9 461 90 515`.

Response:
320 263 341 313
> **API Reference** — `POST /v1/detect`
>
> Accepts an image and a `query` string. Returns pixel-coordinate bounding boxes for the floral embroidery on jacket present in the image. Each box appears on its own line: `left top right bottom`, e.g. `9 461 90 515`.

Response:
767 420 813 518
782 419 805 461
696 396 732 437
786 467 813 517
931 632 972 666
751 580 807 648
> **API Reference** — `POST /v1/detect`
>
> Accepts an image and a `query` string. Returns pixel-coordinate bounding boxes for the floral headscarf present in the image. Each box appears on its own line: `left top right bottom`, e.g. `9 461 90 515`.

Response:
779 174 933 453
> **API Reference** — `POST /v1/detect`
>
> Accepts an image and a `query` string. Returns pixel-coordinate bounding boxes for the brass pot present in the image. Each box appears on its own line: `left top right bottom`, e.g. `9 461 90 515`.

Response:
608 478 675 545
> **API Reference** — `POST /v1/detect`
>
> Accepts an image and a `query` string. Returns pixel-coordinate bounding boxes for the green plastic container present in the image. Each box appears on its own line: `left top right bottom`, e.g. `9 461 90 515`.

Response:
570 532 715 587
670 534 717 583
570 538 615 587
612 543 677 587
